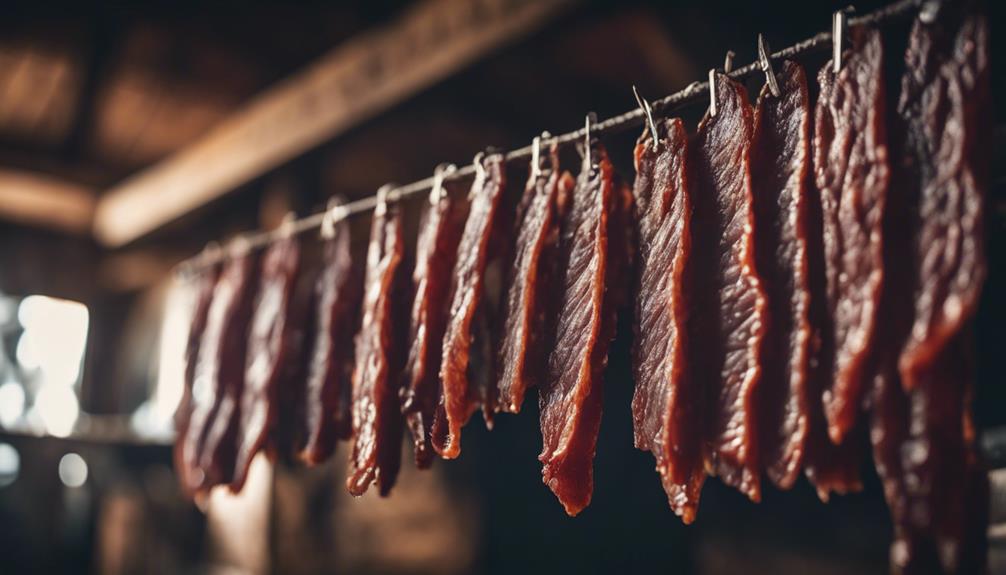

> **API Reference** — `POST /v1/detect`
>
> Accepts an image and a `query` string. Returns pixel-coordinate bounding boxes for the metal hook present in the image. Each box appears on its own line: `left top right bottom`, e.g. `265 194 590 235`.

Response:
375 184 395 218
723 50 736 74
919 0 942 23
531 131 551 178
757 34 781 98
429 163 457 205
632 86 659 152
832 8 852 74
708 69 718 118
470 151 488 200
584 112 597 169
321 197 348 239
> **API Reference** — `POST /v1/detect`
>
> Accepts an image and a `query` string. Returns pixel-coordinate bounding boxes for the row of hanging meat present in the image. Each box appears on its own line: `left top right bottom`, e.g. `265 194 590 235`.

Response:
170 6 989 574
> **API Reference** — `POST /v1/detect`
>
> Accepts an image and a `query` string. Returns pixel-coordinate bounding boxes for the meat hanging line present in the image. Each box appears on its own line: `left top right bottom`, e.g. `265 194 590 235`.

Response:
178 0 926 275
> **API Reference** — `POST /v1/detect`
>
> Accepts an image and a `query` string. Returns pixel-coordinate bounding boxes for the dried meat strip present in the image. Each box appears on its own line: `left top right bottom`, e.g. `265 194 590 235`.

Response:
688 72 767 502
870 10 990 573
300 211 363 464
231 234 303 491
347 196 407 497
497 144 570 414
750 60 813 490
896 9 989 393
813 28 890 444
401 172 469 468
433 153 507 459
629 118 702 523
171 263 219 493
188 250 259 491
539 140 622 516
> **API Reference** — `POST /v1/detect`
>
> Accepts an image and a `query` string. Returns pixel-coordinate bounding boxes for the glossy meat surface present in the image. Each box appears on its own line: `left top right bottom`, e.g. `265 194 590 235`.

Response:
190 252 259 491
347 203 407 497
434 154 507 459
896 12 988 392
629 118 702 522
497 144 568 414
401 179 468 468
813 28 890 444
539 142 621 516
751 61 813 490
231 236 302 491
688 72 767 502
869 11 990 573
301 217 362 464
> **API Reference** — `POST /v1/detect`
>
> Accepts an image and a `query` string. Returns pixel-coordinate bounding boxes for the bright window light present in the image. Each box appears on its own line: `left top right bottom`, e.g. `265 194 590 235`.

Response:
34 382 79 437
16 295 89 386
0 381 25 427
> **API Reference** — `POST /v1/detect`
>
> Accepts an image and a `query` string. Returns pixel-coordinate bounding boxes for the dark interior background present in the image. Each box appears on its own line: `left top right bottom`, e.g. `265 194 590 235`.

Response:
0 0 1001 573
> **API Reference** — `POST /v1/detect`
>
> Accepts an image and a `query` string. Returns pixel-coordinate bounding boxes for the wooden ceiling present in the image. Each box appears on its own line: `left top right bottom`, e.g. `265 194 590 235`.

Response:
0 1 415 186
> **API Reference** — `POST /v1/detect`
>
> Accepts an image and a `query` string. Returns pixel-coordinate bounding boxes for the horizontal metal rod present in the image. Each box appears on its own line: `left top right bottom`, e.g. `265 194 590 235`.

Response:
179 0 923 274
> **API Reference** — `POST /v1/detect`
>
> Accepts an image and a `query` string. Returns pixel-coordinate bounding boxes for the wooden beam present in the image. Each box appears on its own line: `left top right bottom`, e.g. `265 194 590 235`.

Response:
0 168 95 233
93 0 574 247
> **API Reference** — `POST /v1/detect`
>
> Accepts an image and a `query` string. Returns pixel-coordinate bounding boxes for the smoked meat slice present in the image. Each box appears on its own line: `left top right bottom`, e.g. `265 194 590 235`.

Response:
751 60 813 490
689 72 767 502
538 140 621 516
870 10 990 573
497 144 568 414
896 9 989 393
401 174 468 468
300 212 363 464
629 118 702 522
813 28 890 444
190 250 259 491
347 198 407 497
171 262 219 494
433 153 507 459
231 235 302 491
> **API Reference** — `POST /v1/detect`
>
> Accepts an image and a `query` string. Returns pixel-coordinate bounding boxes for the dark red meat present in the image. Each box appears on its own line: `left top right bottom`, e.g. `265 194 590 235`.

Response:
171 263 219 494
188 251 259 491
896 11 989 393
538 141 623 516
497 144 569 414
300 215 363 464
750 60 814 490
347 200 407 497
629 118 702 522
400 177 468 468
870 10 990 573
230 235 302 491
688 72 767 502
813 28 890 444
433 153 507 459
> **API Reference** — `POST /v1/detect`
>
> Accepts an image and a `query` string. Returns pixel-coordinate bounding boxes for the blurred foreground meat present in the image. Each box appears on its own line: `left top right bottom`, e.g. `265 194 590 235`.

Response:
871 9 989 574
231 233 304 491
539 140 624 516
434 153 507 459
629 118 702 523
750 60 813 490
497 143 571 414
401 169 469 468
348 193 408 496
300 206 363 464
688 72 767 503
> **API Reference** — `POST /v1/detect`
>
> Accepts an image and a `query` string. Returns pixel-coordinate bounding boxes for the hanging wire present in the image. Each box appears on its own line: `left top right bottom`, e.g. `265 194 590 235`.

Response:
178 0 923 275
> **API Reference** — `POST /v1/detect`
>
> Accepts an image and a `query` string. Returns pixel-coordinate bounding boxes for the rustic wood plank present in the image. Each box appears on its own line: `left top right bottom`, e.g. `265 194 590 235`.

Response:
0 168 95 233
93 0 574 247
